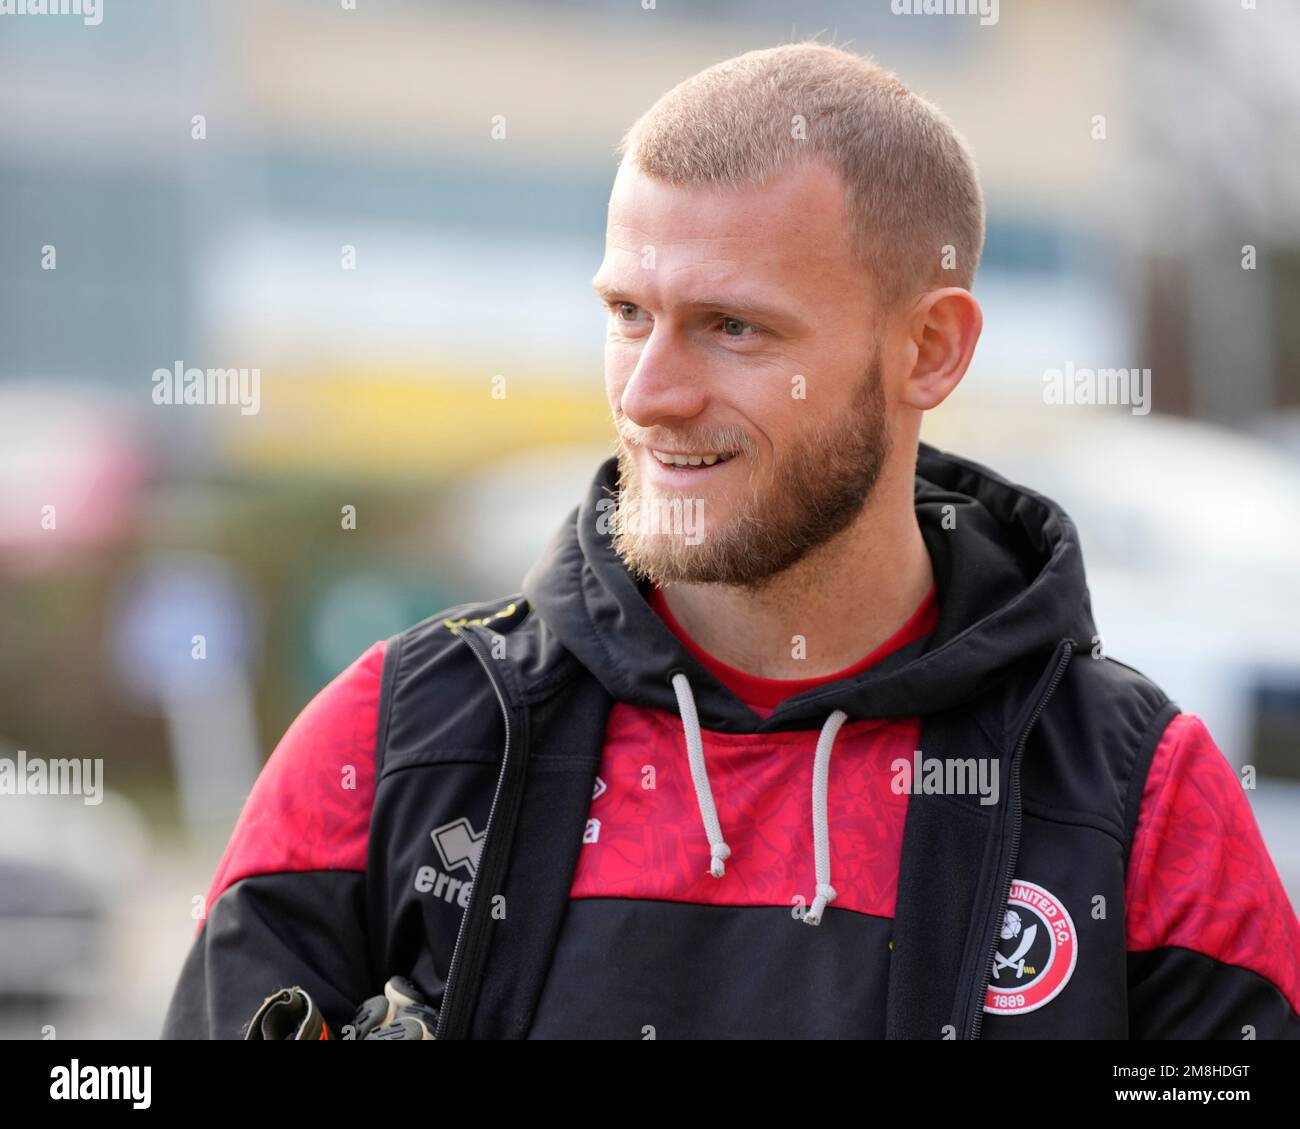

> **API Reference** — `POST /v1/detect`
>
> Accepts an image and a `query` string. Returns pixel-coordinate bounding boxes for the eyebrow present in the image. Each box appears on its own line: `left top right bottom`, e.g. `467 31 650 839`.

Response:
591 278 803 330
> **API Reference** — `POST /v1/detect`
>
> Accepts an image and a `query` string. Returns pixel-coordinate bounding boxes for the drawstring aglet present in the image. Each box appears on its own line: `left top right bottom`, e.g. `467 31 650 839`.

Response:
805 882 837 926
709 842 732 878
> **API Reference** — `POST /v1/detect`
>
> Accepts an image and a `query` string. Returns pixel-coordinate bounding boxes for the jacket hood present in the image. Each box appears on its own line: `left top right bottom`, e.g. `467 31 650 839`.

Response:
521 441 1097 733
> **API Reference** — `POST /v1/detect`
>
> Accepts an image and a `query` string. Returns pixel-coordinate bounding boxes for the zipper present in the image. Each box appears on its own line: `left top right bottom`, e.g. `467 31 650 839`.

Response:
432 624 523 1040
963 640 1074 1040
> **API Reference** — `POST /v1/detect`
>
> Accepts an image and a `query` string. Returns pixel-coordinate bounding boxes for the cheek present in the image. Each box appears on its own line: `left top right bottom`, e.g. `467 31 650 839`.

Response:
736 369 807 454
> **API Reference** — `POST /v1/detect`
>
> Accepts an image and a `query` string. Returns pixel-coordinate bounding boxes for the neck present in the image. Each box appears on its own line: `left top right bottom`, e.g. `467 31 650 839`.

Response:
658 457 933 679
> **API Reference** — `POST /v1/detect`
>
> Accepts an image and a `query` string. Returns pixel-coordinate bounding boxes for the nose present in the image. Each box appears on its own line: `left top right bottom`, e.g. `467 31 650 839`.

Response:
617 326 708 430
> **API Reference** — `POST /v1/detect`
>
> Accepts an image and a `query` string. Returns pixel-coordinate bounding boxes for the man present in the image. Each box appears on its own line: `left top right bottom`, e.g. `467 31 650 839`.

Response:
162 43 1300 1040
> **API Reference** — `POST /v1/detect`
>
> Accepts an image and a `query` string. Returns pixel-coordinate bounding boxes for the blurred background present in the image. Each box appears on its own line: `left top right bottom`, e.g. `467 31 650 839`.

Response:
2 0 1299 1037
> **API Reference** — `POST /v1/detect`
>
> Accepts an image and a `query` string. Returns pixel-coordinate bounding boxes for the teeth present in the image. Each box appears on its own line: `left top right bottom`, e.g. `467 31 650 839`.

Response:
651 449 735 467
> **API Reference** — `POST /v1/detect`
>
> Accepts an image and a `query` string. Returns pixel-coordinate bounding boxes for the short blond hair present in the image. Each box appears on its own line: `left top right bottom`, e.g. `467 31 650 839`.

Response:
618 42 985 309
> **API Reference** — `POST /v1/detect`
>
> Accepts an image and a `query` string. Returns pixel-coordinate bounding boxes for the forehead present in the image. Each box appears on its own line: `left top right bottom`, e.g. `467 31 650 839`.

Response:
597 161 866 305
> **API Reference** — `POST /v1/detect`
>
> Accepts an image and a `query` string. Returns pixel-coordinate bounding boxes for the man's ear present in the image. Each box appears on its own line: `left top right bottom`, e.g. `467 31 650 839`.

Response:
898 288 983 411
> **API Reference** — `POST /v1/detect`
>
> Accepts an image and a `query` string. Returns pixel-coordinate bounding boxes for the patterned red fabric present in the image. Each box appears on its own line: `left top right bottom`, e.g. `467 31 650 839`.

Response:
197 640 385 932
571 585 940 916
1126 711 1300 1012
570 705 918 919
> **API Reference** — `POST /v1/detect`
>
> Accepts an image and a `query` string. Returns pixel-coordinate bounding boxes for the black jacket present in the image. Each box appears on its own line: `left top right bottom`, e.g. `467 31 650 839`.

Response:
161 443 1300 1039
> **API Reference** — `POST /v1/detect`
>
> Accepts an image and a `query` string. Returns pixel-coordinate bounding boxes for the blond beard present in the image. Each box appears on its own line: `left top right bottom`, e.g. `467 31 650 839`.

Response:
610 353 890 589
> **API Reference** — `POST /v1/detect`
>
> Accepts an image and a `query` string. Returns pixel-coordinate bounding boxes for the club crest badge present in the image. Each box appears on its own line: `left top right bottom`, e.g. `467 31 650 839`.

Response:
983 878 1077 1016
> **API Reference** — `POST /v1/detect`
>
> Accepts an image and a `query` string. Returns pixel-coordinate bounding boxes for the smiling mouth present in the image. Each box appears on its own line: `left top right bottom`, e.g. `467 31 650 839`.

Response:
649 448 738 469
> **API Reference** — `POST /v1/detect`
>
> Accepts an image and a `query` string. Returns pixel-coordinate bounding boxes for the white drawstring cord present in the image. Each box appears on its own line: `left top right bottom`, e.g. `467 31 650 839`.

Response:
805 708 848 925
671 672 731 878
670 671 850 922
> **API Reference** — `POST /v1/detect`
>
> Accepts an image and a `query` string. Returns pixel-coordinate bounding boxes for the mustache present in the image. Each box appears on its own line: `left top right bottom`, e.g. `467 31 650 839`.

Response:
615 418 757 458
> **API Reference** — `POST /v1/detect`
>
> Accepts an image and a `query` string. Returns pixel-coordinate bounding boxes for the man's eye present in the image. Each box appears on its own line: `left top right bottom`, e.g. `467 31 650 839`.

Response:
615 302 642 321
720 316 757 337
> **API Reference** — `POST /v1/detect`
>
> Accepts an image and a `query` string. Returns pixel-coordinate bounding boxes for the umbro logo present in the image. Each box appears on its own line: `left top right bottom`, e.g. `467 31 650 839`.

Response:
584 776 607 844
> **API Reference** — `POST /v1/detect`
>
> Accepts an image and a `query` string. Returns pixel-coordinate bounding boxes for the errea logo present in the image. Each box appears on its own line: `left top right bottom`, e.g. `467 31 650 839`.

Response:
414 817 485 907
432 817 484 877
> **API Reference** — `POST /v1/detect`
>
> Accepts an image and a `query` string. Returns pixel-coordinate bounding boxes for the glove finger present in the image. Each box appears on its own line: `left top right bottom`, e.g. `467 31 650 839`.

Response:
364 1014 435 1040
245 986 331 1041
394 1002 439 1034
383 975 427 1011
345 993 390 1040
